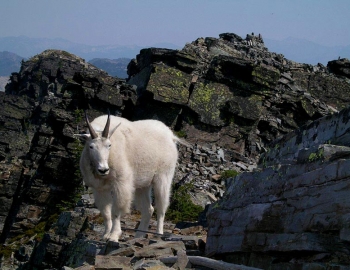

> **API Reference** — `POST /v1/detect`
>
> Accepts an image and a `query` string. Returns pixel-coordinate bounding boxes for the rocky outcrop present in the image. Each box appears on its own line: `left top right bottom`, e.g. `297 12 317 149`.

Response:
0 50 138 268
1 32 350 269
127 33 350 162
327 58 350 79
206 106 350 269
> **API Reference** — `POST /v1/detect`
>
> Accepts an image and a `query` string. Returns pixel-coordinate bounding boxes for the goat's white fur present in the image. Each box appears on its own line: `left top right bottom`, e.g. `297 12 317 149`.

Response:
79 114 179 242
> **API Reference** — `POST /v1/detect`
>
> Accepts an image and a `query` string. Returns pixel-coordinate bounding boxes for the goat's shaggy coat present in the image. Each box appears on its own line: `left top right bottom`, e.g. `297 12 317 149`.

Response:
79 113 179 241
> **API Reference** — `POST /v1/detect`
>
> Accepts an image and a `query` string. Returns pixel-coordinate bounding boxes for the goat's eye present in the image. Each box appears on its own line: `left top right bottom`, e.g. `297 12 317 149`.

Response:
89 145 94 149
108 144 112 149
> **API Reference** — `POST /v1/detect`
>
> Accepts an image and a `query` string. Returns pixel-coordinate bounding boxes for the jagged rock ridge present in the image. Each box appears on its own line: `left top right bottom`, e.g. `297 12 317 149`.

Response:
128 33 350 159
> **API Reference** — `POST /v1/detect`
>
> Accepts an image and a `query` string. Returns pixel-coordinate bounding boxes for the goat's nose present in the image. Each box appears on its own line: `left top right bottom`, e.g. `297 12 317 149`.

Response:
98 168 109 175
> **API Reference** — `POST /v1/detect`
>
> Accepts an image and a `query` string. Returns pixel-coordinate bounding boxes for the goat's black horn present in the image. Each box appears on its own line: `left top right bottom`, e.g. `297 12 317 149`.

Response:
85 111 98 139
102 110 110 138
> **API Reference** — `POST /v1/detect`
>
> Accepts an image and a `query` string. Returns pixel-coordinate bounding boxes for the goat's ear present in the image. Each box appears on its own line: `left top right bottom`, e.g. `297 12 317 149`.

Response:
74 133 91 142
109 123 121 138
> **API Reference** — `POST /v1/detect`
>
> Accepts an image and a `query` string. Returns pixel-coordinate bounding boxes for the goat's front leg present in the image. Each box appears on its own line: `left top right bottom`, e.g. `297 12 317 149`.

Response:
101 213 113 240
108 182 134 242
93 189 113 240
108 212 122 242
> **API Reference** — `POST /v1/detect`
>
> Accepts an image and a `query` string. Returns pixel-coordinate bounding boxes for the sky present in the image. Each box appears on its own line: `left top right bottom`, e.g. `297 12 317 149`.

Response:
0 0 349 48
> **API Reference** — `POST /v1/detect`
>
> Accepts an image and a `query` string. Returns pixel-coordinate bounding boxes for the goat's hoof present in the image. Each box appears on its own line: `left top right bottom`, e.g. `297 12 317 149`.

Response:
102 233 111 241
107 237 119 242
107 232 121 242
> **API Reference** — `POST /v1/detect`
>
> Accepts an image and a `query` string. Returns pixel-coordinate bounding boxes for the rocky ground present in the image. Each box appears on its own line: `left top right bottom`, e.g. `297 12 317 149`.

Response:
0 32 350 269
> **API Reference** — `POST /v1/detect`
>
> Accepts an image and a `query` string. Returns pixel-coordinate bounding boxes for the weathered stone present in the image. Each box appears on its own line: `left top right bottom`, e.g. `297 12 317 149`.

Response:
174 250 189 270
133 259 169 270
134 241 185 259
104 242 135 257
327 58 350 79
207 106 350 269
95 255 132 270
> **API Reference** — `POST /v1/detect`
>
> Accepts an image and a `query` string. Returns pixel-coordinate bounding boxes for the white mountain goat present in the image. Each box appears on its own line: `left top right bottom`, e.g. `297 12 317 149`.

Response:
78 112 180 242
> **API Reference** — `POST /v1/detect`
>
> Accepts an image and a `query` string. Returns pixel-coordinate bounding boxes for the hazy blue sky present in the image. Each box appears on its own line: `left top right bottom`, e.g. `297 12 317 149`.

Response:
1 0 349 47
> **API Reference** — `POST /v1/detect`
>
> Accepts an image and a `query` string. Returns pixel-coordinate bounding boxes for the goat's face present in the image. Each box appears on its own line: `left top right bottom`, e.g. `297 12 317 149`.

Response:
81 111 120 177
87 137 112 176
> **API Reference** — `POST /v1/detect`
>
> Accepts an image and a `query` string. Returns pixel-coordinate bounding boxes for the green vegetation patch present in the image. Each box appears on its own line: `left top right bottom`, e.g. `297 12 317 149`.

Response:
174 130 187 138
57 139 84 212
73 109 84 124
0 214 58 259
308 148 324 163
220 169 239 179
166 182 204 223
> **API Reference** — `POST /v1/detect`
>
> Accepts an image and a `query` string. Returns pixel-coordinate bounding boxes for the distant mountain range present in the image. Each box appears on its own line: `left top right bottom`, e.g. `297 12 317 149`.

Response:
88 58 130 78
1 35 350 82
0 51 26 76
264 37 350 65
0 76 9 91
0 35 349 66
0 36 181 61
0 49 131 84
0 51 26 91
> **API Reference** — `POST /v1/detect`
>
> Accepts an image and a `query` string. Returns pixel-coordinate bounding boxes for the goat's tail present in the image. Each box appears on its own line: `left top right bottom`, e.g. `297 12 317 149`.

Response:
173 135 191 148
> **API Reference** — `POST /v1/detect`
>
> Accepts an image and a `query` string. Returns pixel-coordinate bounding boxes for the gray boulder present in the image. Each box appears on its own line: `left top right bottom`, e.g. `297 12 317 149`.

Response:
206 106 350 269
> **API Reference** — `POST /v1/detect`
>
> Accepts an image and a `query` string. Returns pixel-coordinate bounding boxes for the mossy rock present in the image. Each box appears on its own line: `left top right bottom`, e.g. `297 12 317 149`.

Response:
252 65 280 88
189 80 232 126
147 64 191 105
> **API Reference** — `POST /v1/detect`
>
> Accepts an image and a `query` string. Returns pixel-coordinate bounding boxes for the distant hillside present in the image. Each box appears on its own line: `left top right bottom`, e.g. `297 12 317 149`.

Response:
88 58 131 78
0 76 9 91
0 51 25 76
0 36 181 60
2 35 349 67
264 37 350 65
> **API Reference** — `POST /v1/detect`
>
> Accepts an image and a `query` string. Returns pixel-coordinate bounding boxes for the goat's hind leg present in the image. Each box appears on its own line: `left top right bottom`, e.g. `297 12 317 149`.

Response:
153 173 173 235
134 186 154 238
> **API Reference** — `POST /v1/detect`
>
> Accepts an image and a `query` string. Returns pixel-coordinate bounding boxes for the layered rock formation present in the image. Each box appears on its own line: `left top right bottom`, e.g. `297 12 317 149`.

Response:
128 33 350 160
0 31 349 269
206 106 350 269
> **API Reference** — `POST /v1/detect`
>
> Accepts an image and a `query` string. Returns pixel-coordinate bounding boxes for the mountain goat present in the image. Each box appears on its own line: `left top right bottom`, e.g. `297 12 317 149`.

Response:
78 112 179 242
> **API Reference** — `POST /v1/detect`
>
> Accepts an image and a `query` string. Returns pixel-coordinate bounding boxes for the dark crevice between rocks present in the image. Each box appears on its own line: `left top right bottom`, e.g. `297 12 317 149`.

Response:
0 142 9 162
174 110 184 132
187 82 195 103
173 76 198 132
0 167 29 244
